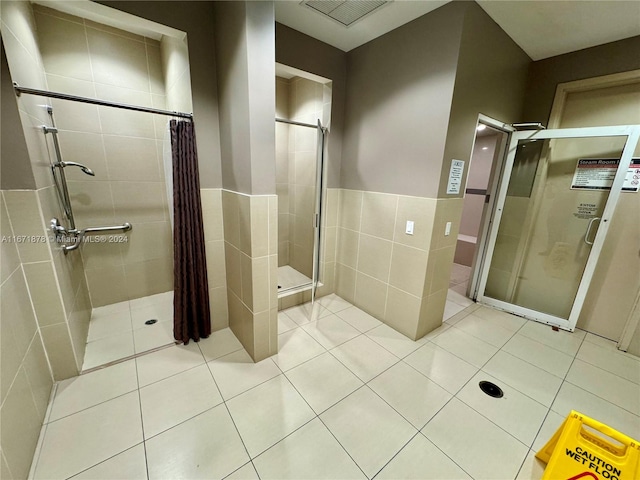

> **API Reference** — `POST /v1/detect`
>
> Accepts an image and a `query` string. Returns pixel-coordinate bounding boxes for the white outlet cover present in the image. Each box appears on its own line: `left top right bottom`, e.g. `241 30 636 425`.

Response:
445 221 452 236
406 220 414 235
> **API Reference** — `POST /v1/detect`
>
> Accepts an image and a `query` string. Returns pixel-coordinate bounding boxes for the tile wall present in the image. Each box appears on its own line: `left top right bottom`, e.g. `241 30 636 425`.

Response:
335 189 463 340
222 190 278 361
275 77 290 266
31 5 174 306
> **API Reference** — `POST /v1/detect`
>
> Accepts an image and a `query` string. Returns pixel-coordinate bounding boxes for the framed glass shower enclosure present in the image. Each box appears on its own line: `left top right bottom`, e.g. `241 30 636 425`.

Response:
275 118 326 302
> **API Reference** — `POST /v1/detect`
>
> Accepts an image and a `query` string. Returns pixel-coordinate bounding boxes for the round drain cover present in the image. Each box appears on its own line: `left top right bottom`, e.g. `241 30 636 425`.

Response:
145 319 158 325
479 381 503 398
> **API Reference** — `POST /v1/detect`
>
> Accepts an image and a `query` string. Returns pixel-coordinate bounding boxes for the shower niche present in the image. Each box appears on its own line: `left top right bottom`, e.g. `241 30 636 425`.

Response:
275 65 332 303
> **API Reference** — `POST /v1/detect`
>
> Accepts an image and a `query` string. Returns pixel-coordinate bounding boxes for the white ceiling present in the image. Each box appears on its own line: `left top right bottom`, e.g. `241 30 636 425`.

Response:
275 0 640 60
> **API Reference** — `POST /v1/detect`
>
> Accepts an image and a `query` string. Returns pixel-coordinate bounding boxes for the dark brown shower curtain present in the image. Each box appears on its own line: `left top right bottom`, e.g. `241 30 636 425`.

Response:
170 119 211 344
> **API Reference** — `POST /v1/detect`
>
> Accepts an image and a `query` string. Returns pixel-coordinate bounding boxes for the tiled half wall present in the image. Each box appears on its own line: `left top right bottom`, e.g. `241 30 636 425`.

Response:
335 189 463 340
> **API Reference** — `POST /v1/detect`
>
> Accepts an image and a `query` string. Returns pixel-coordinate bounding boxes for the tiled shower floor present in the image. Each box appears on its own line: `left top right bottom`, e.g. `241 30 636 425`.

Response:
83 291 175 371
33 293 640 479
277 265 312 291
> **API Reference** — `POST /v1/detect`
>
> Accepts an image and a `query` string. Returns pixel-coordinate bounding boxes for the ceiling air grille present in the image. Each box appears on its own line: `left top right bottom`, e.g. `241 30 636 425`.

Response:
302 0 390 27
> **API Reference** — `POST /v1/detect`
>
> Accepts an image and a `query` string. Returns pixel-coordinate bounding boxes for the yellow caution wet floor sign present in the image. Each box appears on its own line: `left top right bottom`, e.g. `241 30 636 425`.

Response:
536 411 640 480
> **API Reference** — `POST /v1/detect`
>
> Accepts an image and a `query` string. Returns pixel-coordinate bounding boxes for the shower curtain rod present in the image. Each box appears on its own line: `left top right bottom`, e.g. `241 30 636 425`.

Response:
276 117 327 132
14 83 193 120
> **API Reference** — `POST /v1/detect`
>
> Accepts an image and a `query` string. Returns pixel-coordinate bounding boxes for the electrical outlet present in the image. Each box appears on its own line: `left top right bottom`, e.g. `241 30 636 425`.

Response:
445 222 452 236
405 220 414 235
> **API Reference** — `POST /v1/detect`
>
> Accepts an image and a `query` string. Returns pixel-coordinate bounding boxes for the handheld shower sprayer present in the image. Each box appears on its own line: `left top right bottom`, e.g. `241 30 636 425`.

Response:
54 161 95 176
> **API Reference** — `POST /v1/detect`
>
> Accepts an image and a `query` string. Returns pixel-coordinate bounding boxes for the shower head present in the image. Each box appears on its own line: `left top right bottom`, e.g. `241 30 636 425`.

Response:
56 161 95 176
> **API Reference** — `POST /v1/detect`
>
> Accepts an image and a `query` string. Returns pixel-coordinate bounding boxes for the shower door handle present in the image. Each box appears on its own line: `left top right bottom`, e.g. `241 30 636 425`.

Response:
314 214 319 228
584 217 600 246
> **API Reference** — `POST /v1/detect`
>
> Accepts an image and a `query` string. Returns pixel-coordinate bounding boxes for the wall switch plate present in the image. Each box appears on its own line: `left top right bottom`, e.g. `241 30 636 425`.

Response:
405 220 414 235
445 221 452 236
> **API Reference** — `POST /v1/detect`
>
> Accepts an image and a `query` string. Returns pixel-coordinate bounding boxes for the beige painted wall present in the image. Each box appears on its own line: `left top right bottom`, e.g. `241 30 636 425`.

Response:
31 5 174 306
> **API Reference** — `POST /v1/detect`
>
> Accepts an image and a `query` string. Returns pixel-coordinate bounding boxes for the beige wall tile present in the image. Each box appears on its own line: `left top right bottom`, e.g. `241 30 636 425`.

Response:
269 254 278 310
268 196 277 256
23 334 54 417
251 257 270 313
51 248 85 315
67 180 116 226
98 106 156 139
34 11 92 81
323 188 339 228
224 243 242 298
1 267 38 362
222 190 240 248
45 75 102 134
354 272 387 320
0 368 44 479
417 288 447 339
337 228 359 269
388 243 428 297
205 240 226 290
335 263 356 304
240 253 252 310
431 198 463 250
85 265 127 307
40 323 78 380
57 131 107 182
357 234 392 282
86 27 150 92
201 189 224 243
394 195 437 251
278 241 289 266
121 221 172 264
384 287 421 340
209 286 229 331
23 261 66 327
238 193 251 255
68 282 91 370
251 310 273 362
83 19 145 42
250 196 269 258
361 192 398 241
2 449 12 480
317 261 335 297
426 246 456 296
103 136 161 182
321 226 337 263
124 256 173 300
146 43 165 96
339 189 362 231
111 182 166 224
3 190 49 263
80 239 124 271
227 290 244 345
33 4 83 24
293 185 315 218
1 196 20 285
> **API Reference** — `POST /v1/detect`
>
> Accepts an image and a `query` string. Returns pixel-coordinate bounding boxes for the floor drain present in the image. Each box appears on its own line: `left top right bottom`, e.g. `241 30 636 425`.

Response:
479 381 504 398
145 319 158 325
278 285 281 289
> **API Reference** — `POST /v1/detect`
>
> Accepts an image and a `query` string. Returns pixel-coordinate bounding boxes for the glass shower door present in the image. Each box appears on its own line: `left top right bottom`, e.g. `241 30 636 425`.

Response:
311 121 325 304
477 125 640 331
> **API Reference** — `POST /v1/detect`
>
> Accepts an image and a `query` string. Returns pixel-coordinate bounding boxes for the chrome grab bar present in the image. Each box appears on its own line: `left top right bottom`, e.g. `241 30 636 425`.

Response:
51 218 132 253
584 217 601 246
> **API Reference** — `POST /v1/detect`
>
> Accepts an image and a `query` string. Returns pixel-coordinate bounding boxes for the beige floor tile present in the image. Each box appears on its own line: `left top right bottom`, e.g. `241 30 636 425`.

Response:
316 294 353 313
301 314 360 349
454 313 517 348
145 404 249 479
83 332 135 370
566 359 640 415
197 328 244 361
472 306 527 332
71 444 147 480
456 372 548 446
518 321 585 356
87 311 132 342
277 312 298 334
272 328 325 372
320 386 416 478
253 418 365 479
577 340 640 385
501 333 574 378
329 335 398 382
282 302 329 326
482 351 563 407
133 320 175 354
334 306 383 332
130 302 173 329
432 326 498 368
531 410 565 452
368 362 452 428
49 360 138 422
129 291 173 310
376 434 471 479
91 301 130 319
404 343 478 394
35 392 143 480
551 382 640 437
140 364 223 439
209 349 280 400
515 450 545 480
422 398 528 480
227 375 315 458
225 462 259 479
285 352 363 414
136 342 205 387
443 301 466 321
366 324 423 358
446 289 473 308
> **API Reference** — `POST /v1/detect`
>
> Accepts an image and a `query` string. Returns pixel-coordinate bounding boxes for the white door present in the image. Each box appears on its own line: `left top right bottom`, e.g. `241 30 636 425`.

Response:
477 125 640 331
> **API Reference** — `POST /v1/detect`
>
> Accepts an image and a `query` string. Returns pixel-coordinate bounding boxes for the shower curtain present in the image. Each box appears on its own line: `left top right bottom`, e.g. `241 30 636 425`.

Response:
170 119 211 344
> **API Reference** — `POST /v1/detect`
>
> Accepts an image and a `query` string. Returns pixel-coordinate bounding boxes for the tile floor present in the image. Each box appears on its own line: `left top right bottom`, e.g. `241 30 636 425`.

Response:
83 292 175 371
31 293 640 480
277 265 312 292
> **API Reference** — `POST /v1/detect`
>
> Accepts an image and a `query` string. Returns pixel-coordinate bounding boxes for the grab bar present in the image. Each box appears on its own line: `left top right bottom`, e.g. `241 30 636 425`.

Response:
51 218 132 253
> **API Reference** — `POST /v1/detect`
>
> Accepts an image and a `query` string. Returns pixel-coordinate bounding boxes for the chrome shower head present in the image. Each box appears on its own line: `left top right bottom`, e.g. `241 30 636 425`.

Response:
56 161 95 176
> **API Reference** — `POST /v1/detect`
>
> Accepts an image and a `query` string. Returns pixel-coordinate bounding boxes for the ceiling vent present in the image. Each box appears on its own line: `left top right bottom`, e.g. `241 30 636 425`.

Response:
302 0 390 27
